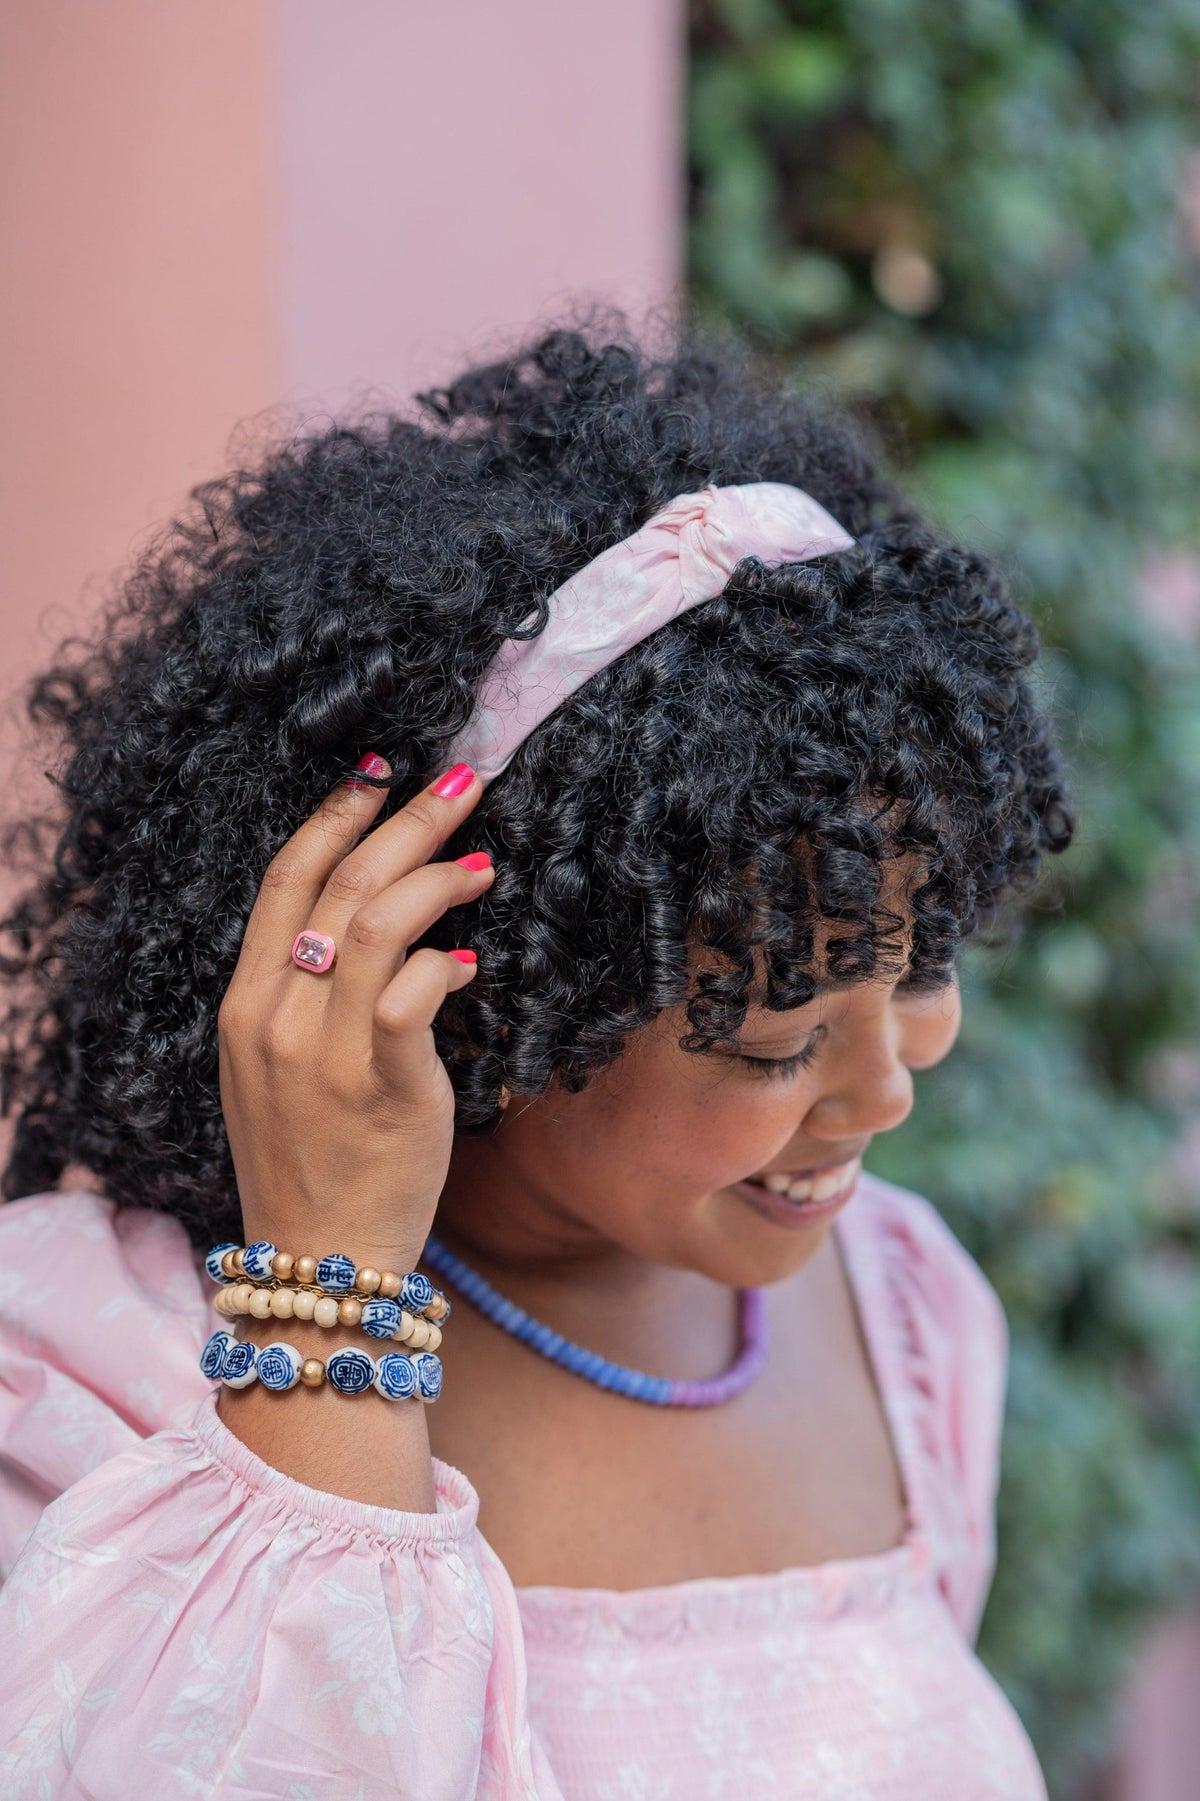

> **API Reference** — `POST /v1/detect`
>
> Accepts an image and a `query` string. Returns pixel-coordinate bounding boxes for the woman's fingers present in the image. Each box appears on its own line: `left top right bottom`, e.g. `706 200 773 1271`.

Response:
318 763 482 929
370 946 478 1096
236 759 480 986
236 758 393 982
320 854 494 1054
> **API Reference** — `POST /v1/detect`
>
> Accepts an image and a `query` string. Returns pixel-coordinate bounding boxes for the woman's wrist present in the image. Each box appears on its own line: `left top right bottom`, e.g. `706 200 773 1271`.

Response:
216 1377 437 1511
234 1221 435 1285
215 1310 439 1510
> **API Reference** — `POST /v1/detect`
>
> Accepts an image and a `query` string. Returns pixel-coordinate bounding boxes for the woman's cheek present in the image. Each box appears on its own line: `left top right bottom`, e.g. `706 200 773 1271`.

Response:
904 983 962 1068
695 1075 807 1177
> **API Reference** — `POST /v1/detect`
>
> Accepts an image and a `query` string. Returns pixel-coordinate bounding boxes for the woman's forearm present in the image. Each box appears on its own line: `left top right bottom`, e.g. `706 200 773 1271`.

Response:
216 1300 438 1514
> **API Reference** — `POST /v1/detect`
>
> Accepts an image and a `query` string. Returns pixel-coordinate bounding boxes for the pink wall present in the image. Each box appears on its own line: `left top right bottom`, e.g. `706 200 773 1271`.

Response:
0 0 682 826
0 0 277 819
280 0 683 407
1094 1615 1200 1801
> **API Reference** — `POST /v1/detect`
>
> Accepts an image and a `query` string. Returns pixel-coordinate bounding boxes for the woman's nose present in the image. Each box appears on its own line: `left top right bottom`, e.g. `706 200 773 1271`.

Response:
806 1040 915 1139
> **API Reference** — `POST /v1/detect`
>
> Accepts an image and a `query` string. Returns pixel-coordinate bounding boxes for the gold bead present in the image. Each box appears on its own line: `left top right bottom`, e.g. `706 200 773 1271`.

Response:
271 1251 295 1280
313 1296 340 1329
248 1287 274 1320
426 1293 447 1321
353 1266 381 1295
220 1249 239 1279
291 1288 317 1322
269 1287 296 1319
231 1248 246 1275
338 1297 363 1327
407 1318 430 1350
378 1270 401 1300
299 1358 325 1387
294 1255 318 1284
424 1323 442 1352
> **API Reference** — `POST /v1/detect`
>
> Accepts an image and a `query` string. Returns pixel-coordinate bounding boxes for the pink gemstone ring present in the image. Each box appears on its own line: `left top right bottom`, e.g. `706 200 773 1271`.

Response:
291 930 337 973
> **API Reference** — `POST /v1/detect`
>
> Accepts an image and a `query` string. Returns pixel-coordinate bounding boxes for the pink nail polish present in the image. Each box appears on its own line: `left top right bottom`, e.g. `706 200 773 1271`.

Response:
432 762 475 799
454 851 492 871
342 751 389 788
448 948 477 964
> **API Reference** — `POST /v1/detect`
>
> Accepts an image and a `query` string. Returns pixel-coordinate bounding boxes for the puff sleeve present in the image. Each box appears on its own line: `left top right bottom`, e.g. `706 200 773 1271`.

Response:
0 1190 561 1799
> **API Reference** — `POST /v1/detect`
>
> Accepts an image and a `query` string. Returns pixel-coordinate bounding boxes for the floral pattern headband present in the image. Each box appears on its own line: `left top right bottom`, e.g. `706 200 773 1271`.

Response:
445 480 856 785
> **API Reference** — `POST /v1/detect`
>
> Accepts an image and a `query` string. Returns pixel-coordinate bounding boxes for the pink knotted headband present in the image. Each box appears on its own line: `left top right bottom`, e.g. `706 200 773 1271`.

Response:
446 480 855 785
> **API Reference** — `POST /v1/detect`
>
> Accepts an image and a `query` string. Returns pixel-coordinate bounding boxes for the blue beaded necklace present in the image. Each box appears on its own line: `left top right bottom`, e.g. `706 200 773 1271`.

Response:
420 1231 769 1407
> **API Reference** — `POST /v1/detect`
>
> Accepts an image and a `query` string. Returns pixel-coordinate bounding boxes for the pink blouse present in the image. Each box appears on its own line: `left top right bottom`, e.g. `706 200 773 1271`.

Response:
0 1172 1047 1798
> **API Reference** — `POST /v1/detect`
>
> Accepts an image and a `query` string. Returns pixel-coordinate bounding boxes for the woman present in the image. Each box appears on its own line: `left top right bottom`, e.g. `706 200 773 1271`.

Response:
0 325 1072 1796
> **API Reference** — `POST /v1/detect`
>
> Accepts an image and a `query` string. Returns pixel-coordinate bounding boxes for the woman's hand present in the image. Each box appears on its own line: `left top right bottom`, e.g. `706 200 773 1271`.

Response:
216 758 492 1271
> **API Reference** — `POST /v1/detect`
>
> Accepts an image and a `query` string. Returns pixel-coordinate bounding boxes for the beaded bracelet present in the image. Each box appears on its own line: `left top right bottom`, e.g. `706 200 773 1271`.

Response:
200 1328 443 1401
204 1242 451 1321
211 1280 443 1350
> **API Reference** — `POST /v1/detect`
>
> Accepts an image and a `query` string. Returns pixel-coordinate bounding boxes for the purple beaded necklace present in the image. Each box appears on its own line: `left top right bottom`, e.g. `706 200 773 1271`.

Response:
421 1231 769 1407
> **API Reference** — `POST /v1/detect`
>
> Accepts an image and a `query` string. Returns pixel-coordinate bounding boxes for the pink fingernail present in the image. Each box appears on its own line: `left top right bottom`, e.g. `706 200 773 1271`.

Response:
448 948 477 964
454 851 492 871
432 762 475 799
343 751 389 788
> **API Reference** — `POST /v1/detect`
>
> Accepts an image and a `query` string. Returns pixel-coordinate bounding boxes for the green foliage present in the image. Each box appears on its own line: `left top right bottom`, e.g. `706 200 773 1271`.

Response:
689 2 1200 1790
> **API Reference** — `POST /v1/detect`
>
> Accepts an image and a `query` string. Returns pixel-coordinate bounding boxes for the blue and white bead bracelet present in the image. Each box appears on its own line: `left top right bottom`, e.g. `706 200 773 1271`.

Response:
200 1329 442 1401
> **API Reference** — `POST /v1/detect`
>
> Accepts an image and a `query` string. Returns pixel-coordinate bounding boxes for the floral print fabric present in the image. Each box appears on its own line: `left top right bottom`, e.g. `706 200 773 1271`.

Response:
444 482 855 784
0 1175 1046 1797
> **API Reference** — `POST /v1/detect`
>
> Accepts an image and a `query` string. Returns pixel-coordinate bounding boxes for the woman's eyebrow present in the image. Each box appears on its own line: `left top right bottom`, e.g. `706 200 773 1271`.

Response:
733 1014 824 1049
738 966 915 1034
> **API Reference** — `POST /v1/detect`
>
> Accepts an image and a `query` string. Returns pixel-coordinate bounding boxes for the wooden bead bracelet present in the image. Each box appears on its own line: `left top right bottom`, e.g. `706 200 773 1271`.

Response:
204 1241 451 1321
211 1280 443 1350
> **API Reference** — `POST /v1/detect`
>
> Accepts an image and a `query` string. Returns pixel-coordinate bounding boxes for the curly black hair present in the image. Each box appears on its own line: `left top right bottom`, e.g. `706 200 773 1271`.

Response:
0 322 1075 1252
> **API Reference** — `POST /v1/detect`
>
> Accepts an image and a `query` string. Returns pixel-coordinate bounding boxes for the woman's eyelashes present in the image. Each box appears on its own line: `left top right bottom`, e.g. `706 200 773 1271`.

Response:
737 1035 822 1079
728 968 952 1080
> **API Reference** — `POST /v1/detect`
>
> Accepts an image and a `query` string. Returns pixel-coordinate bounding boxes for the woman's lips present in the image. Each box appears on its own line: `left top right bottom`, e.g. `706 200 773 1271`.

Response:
732 1155 863 1229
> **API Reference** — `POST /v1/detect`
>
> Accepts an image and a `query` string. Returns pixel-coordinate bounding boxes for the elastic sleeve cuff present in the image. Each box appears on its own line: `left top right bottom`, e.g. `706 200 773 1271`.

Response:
186 1385 480 1547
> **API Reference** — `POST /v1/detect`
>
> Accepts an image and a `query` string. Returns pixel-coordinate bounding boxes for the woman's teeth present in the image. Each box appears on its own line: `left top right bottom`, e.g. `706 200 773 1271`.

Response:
757 1156 861 1203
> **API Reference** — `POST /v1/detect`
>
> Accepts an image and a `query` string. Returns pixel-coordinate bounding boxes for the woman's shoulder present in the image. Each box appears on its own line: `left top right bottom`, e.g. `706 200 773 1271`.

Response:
1 1183 210 1301
0 1188 214 1576
850 1166 1008 1369
0 1187 213 1427
845 1167 1009 1642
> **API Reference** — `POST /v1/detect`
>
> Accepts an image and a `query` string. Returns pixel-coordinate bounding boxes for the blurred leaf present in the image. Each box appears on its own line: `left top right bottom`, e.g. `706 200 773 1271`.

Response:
749 32 853 115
